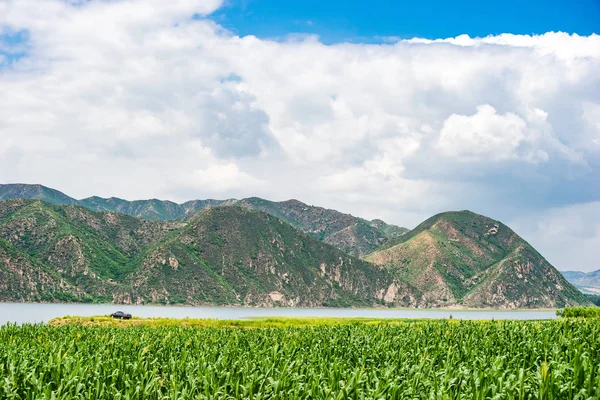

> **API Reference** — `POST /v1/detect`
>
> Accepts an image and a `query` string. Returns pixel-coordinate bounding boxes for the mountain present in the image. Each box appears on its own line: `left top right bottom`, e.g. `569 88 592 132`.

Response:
0 198 590 309
78 196 239 221
120 206 397 307
0 199 399 307
0 184 407 257
0 184 78 205
561 269 600 294
561 271 587 281
366 211 589 309
234 198 408 257
0 198 179 302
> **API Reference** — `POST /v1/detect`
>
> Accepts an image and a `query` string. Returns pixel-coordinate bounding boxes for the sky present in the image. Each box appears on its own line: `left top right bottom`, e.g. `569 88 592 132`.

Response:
212 0 600 43
0 0 599 271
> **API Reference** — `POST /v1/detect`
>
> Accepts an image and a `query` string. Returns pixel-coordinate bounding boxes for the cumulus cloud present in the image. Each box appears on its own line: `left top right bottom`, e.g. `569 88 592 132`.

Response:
438 105 534 162
582 102 600 149
0 1 599 270
408 33 600 61
178 163 265 193
435 105 584 165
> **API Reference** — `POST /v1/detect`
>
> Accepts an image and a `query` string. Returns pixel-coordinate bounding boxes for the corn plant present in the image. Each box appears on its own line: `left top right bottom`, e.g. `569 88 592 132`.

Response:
0 320 599 399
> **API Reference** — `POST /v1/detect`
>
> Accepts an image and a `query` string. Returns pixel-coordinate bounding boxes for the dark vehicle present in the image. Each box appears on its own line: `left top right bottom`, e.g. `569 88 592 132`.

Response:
110 311 132 319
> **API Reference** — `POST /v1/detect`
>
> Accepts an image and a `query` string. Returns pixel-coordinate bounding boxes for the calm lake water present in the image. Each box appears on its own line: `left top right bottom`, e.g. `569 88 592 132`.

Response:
0 303 557 325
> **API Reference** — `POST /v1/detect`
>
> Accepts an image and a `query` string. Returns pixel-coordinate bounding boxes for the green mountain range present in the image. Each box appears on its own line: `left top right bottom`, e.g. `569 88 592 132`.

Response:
0 199 397 306
0 184 407 257
0 184 592 308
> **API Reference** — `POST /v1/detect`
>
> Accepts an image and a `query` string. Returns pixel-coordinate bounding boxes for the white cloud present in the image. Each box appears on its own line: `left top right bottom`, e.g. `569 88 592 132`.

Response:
582 102 600 149
408 32 600 62
437 105 531 162
435 105 585 164
0 1 599 270
0 0 13 23
179 163 265 193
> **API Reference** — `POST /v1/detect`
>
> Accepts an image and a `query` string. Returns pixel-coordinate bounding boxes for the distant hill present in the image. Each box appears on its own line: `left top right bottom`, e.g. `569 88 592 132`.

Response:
366 211 589 309
561 269 600 295
0 184 78 205
0 199 399 306
561 271 587 281
234 198 408 257
0 184 407 257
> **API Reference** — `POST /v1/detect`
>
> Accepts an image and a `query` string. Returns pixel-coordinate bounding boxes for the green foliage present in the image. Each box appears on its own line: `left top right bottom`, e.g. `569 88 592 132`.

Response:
584 294 600 306
367 210 590 308
50 292 80 302
2 319 600 398
558 307 600 318
137 206 390 307
1 184 409 257
0 199 590 309
0 199 392 307
48 315 419 328
0 200 146 280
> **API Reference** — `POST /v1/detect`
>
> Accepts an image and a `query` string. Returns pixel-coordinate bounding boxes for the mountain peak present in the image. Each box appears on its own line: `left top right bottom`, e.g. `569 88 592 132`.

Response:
0 183 78 205
430 209 494 223
280 199 309 207
367 210 588 309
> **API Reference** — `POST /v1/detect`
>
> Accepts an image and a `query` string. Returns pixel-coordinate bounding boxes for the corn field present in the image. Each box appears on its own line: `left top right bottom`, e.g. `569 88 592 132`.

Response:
1 320 599 399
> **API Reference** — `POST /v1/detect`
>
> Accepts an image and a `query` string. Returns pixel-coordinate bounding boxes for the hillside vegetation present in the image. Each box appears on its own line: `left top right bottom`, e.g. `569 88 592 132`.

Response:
558 307 600 318
367 211 588 309
0 199 397 307
1 184 407 257
120 206 395 307
0 195 590 309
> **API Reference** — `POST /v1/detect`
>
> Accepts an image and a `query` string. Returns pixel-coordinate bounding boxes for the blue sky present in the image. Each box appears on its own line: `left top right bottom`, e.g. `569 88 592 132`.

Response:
211 0 600 43
0 29 28 65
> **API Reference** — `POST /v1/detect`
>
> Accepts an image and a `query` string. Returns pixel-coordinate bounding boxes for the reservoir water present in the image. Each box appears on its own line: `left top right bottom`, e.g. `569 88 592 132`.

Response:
0 303 557 325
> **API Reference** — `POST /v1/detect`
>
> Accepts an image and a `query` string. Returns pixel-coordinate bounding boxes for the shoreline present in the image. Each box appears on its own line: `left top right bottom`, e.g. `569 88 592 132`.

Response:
0 301 559 312
47 315 562 328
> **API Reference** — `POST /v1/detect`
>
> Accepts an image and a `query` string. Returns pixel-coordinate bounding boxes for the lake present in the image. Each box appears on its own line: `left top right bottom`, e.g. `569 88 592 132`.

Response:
0 303 557 325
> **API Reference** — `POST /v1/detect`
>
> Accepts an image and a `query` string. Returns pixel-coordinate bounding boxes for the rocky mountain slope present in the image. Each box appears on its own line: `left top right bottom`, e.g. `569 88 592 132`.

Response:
0 199 400 306
0 195 590 309
120 206 398 307
0 198 180 302
366 211 589 309
0 184 407 257
235 198 407 256
562 269 600 294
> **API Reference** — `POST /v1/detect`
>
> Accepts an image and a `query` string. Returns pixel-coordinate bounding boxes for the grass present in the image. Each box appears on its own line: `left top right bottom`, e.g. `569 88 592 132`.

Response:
2 319 599 398
48 315 423 328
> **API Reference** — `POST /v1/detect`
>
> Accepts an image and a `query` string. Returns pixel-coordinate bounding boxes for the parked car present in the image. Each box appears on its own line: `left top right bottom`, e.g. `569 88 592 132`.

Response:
110 311 132 319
